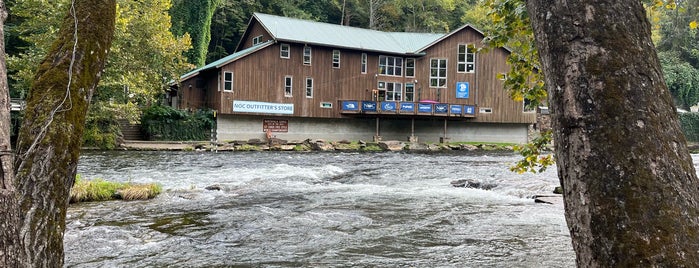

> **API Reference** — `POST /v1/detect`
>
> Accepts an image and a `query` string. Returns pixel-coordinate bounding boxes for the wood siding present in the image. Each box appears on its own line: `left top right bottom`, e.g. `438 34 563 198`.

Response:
179 23 535 124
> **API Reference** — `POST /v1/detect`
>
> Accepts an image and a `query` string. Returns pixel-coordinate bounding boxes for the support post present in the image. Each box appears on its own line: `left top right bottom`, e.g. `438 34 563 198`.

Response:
373 117 381 142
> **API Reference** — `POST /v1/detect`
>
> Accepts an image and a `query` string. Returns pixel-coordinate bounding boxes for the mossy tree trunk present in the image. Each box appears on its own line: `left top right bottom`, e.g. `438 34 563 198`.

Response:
2 0 115 266
0 1 21 267
526 0 699 266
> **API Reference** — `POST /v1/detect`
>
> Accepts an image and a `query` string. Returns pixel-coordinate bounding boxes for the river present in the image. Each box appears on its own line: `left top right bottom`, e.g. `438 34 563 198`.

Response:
65 150 575 267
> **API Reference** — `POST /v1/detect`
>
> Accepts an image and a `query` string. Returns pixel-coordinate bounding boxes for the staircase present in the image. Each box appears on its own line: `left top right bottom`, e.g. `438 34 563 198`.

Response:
119 120 145 141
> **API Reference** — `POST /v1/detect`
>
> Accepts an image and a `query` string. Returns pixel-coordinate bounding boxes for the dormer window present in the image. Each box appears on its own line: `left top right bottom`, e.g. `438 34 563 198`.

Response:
252 35 263 45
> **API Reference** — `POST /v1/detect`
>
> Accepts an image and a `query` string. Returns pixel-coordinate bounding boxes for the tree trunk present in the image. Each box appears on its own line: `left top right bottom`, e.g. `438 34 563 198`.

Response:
526 0 699 266
10 0 115 266
0 0 22 266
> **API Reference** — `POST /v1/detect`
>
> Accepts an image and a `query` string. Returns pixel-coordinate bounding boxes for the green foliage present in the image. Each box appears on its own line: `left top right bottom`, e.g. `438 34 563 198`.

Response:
483 0 546 108
679 112 699 142
170 0 221 66
660 51 699 110
510 131 555 174
7 0 192 127
141 105 214 141
83 103 126 149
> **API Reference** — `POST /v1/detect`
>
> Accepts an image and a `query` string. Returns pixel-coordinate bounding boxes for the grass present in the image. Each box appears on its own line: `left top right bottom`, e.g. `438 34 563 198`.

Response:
70 176 162 203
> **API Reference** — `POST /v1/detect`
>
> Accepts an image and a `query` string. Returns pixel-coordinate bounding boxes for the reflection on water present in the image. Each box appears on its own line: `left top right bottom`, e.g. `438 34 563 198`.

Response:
65 151 575 267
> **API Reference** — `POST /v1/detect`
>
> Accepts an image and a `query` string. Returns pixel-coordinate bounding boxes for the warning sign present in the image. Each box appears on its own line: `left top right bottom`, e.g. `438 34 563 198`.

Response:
263 119 288 132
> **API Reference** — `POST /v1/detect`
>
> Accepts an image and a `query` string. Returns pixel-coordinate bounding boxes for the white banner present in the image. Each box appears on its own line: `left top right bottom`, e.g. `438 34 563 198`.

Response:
233 100 294 114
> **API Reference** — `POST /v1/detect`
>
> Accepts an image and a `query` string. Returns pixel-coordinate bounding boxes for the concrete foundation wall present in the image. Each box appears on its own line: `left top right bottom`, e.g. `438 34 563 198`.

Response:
217 114 530 143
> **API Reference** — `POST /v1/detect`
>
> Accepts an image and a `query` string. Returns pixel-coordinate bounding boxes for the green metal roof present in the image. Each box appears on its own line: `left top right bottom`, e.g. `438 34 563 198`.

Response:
253 13 444 55
179 40 274 81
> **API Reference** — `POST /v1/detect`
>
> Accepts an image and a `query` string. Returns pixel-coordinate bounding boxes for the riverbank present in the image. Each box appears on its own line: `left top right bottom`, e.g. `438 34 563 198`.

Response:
117 139 518 152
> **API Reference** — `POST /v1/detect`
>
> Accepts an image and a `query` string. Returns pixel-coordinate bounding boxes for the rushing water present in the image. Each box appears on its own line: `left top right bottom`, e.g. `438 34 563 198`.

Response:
65 150 575 267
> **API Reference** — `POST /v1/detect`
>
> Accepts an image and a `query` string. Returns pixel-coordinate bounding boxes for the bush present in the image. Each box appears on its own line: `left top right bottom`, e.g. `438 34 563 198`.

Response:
83 103 124 149
679 112 699 142
141 105 214 141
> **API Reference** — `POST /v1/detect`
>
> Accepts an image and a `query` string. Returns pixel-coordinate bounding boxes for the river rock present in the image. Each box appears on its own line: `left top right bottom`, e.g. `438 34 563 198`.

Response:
450 179 497 190
405 142 429 151
311 141 335 151
460 144 479 151
205 184 222 191
533 194 563 206
378 141 404 151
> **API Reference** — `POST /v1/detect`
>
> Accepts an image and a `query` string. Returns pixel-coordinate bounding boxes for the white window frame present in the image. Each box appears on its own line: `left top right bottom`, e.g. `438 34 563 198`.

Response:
458 44 476 73
361 53 367 74
479 107 493 114
405 58 415 77
252 35 263 46
430 58 447 88
523 98 536 112
378 55 403 77
305 77 313 98
405 83 415 102
280 43 290 59
378 81 403 101
303 46 312 66
284 76 293 97
332 50 341 68
223 71 233 92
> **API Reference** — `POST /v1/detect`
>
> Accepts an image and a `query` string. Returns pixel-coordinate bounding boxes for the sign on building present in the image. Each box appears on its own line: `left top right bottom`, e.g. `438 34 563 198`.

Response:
263 119 288 132
233 100 294 114
456 82 469 99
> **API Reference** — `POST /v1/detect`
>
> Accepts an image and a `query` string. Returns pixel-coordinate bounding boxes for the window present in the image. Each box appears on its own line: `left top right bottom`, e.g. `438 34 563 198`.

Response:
223 71 233 92
320 102 333 108
332 50 341 68
479 107 492 113
405 58 415 77
361 53 367 74
458 44 476 73
303 46 312 65
252 35 263 45
523 98 536 112
284 76 293 97
305 77 313 98
378 55 403 76
378 81 403 101
280 43 290 59
405 83 415 102
498 72 508 80
430 59 447 88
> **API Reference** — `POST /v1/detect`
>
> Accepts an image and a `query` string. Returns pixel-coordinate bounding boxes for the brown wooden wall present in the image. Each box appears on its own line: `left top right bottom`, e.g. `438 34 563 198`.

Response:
179 24 536 124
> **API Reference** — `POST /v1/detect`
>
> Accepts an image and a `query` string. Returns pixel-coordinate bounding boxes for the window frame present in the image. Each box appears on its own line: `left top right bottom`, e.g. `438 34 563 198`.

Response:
405 83 415 102
430 58 448 88
378 81 403 101
284 75 293 97
305 77 313 98
252 35 263 46
303 46 312 66
361 53 367 74
280 43 290 59
332 50 341 68
223 71 233 92
457 44 476 73
378 55 403 77
405 58 415 77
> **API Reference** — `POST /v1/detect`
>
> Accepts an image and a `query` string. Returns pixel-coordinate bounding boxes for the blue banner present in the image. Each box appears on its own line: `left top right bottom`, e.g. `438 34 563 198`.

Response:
418 103 433 113
342 101 359 111
464 105 476 115
435 103 448 113
362 101 377 112
400 102 415 112
456 82 469 99
381 102 397 112
450 105 462 115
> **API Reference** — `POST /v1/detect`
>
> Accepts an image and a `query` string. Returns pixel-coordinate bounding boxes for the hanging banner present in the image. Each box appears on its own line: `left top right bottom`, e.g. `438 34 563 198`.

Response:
456 82 469 99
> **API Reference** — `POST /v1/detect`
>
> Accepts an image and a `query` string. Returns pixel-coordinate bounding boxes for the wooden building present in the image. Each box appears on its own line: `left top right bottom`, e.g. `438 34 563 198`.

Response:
171 13 536 143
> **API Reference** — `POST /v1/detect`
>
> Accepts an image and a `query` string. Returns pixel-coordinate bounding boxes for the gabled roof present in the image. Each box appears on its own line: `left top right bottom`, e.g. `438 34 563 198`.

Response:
244 13 445 55
179 40 275 81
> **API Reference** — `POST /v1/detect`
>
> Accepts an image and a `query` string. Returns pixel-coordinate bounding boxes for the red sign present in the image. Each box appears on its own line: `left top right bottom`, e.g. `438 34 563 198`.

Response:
263 119 288 132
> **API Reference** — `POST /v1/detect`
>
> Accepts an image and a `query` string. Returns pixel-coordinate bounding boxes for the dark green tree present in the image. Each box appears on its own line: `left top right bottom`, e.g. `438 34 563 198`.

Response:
170 0 221 66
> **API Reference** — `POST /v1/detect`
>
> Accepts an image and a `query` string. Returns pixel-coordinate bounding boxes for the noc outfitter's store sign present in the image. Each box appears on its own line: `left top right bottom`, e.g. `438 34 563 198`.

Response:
233 100 294 114
263 119 288 132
